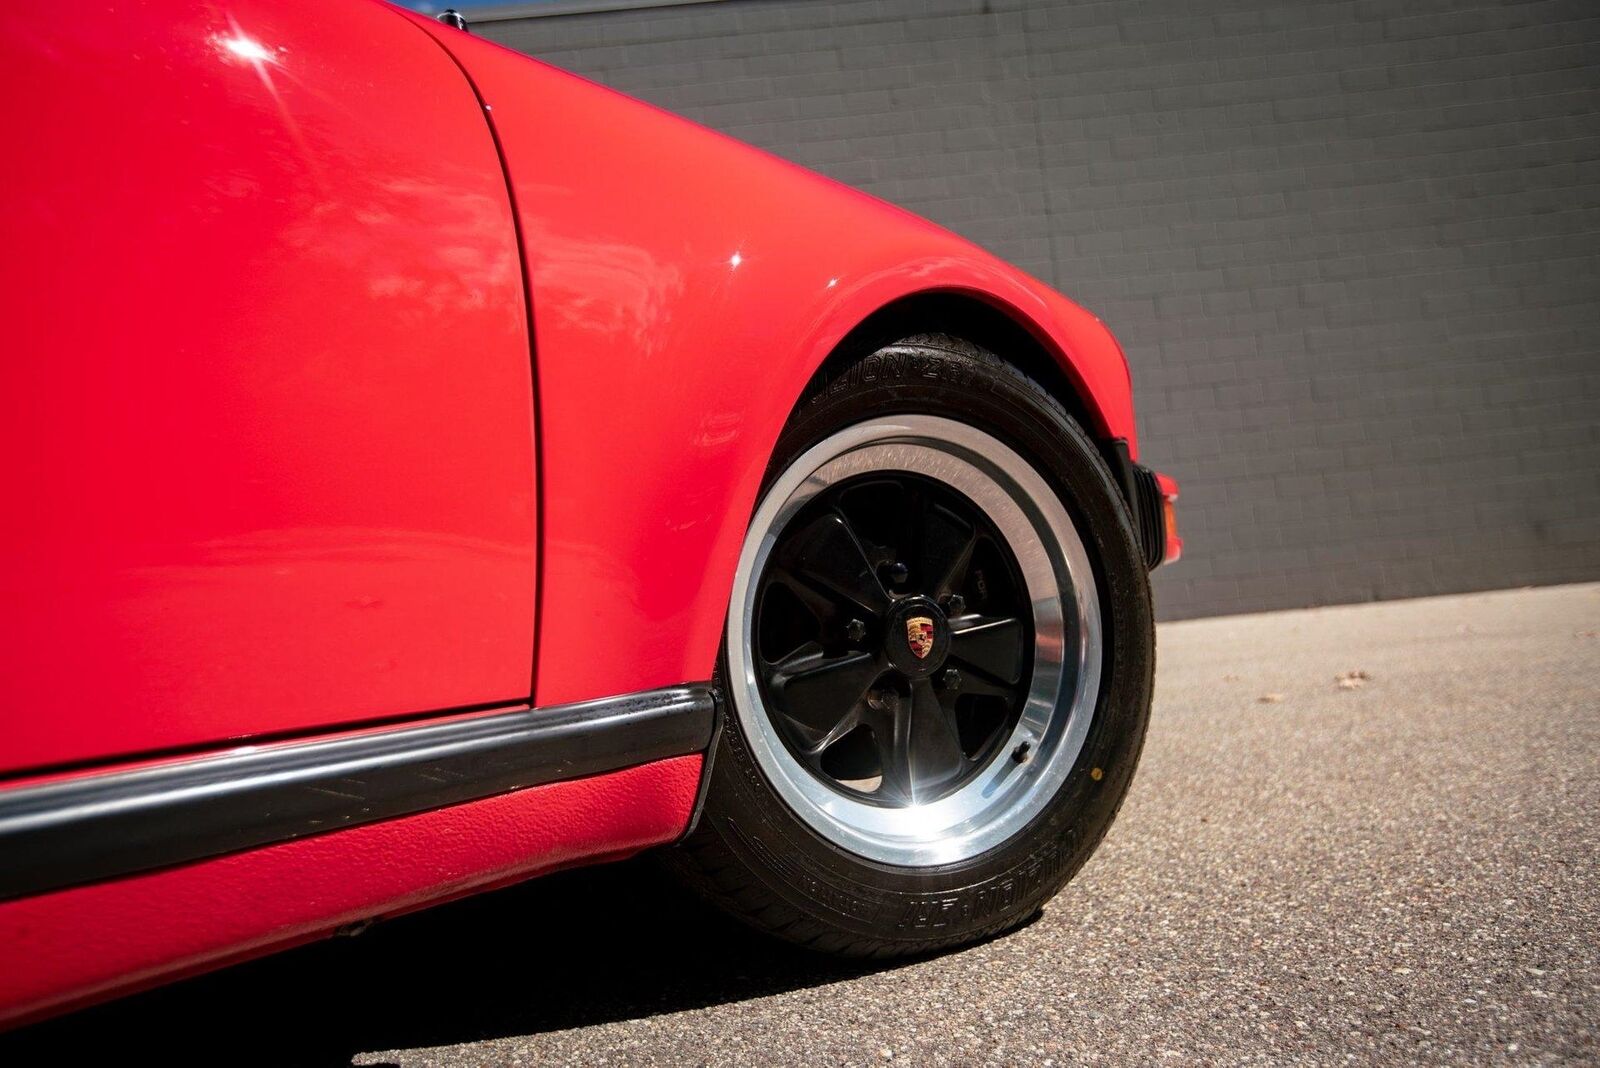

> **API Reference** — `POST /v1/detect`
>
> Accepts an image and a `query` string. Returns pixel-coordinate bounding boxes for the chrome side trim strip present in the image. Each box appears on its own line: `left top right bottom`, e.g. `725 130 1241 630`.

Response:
0 685 715 901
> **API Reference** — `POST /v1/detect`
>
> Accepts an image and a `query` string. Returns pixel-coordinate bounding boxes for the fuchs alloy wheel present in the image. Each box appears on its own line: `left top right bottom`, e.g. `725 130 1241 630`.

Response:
734 416 1098 866
671 334 1155 956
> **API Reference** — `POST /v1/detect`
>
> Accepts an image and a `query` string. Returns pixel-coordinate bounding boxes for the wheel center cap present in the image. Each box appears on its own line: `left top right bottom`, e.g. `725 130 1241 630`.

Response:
885 597 950 678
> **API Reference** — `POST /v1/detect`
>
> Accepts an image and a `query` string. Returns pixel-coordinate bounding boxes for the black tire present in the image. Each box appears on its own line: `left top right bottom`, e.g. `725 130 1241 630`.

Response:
669 333 1154 957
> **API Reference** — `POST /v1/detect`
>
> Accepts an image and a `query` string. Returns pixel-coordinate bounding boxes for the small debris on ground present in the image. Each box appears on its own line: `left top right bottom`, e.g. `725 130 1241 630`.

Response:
1335 670 1370 690
1257 692 1284 704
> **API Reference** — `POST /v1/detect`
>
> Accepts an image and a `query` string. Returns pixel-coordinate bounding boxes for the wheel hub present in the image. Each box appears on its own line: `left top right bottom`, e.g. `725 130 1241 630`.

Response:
751 465 1033 808
883 596 950 678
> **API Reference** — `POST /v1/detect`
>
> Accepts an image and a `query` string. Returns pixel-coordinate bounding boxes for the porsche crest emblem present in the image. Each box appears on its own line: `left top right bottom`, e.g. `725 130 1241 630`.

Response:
905 616 936 660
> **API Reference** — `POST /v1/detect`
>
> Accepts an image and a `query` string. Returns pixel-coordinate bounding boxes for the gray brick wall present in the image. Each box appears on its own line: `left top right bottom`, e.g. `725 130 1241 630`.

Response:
482 0 1600 620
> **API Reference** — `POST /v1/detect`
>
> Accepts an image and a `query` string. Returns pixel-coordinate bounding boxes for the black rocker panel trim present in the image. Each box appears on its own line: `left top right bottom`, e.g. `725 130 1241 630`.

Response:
0 685 716 902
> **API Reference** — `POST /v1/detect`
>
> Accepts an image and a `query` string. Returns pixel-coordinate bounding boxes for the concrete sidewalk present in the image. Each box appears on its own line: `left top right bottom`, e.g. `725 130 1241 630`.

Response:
391 584 1600 1065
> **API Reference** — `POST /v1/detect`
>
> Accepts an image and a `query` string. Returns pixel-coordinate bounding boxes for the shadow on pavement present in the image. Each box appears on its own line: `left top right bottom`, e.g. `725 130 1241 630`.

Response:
0 856 904 1065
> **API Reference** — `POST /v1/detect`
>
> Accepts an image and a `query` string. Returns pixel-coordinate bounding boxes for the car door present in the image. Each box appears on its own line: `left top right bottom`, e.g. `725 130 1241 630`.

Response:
0 0 537 773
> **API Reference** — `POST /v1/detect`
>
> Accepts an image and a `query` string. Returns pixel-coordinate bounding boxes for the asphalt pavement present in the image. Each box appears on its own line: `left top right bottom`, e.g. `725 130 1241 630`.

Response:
6 583 1597 1065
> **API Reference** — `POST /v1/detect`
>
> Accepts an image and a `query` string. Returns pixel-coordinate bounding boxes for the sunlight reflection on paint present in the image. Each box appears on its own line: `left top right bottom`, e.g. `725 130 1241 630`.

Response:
210 18 329 192
219 33 275 64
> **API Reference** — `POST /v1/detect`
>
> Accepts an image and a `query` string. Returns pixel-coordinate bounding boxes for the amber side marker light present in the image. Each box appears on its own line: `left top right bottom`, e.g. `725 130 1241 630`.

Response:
1155 472 1182 564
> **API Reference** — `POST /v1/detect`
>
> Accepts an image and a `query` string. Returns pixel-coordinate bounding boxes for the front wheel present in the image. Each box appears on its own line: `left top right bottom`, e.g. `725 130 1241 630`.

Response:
670 334 1155 956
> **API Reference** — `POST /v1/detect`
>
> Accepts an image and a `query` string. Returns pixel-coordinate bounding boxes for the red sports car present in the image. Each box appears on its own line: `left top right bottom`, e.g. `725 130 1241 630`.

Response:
0 0 1179 1026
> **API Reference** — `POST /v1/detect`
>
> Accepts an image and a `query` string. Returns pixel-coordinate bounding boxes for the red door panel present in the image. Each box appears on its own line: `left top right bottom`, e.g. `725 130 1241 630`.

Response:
0 1 536 773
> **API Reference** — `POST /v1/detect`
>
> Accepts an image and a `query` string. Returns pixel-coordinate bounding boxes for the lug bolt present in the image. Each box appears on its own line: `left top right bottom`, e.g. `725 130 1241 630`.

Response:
845 618 867 643
1011 740 1033 764
944 594 966 617
939 668 962 691
866 689 891 712
883 561 910 586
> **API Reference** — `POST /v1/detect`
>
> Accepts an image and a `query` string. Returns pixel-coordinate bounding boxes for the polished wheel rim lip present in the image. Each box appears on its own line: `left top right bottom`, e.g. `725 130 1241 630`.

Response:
728 415 1103 868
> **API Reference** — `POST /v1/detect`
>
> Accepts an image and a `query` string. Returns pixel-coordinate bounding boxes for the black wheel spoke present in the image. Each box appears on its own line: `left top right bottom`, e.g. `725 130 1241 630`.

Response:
879 681 968 804
919 496 979 601
911 681 968 790
949 615 1027 685
780 512 891 618
767 566 849 630
952 671 1016 701
874 734 913 804
801 706 864 761
772 643 884 737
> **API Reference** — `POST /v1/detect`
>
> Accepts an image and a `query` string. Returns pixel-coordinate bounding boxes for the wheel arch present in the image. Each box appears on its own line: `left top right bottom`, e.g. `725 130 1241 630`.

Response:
800 290 1161 572
799 288 1115 445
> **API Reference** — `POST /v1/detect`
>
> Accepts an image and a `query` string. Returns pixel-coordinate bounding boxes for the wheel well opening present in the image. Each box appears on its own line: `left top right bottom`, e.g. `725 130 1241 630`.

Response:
806 292 1102 438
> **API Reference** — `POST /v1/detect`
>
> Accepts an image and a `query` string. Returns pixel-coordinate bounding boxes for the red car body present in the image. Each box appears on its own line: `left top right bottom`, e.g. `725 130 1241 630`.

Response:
0 0 1170 1026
